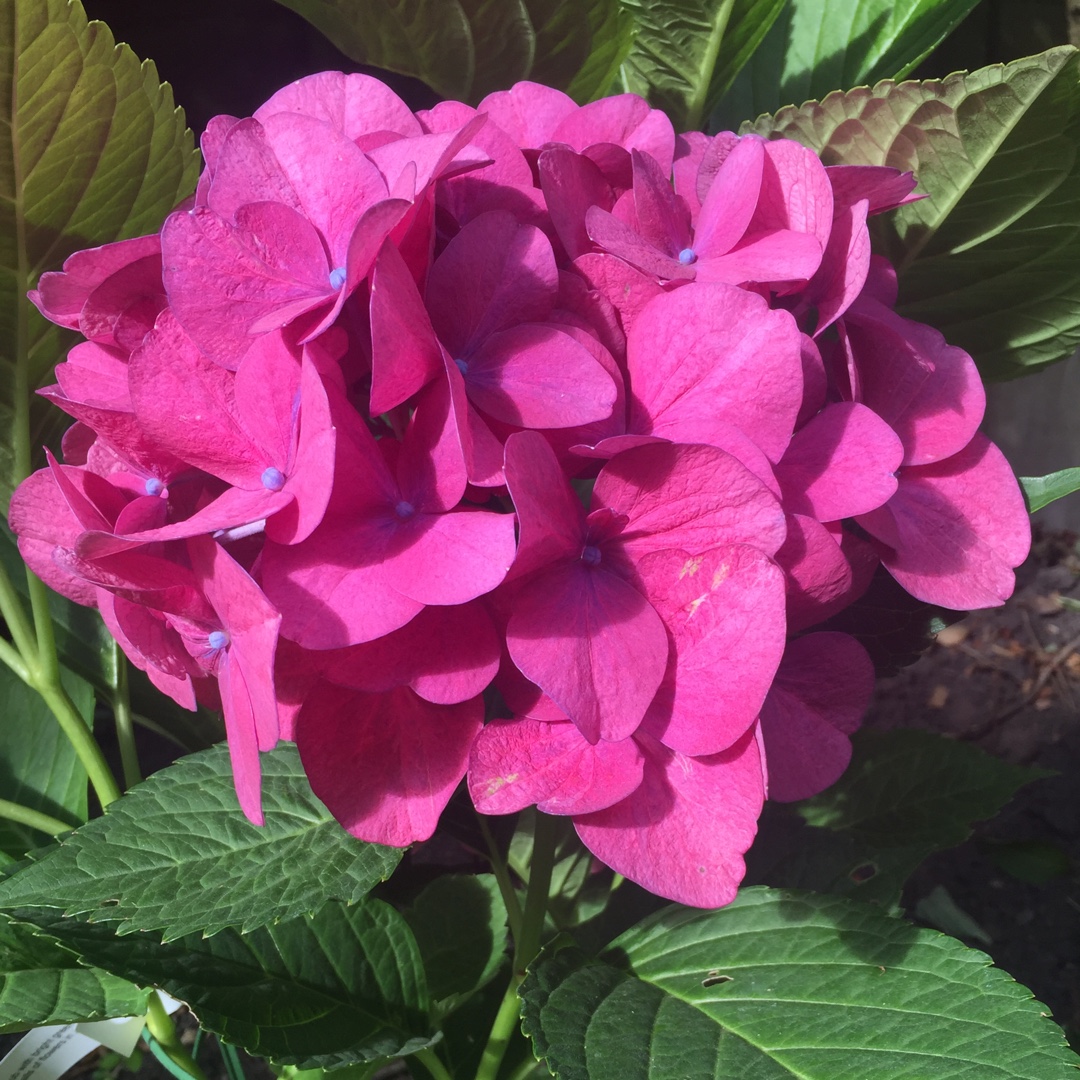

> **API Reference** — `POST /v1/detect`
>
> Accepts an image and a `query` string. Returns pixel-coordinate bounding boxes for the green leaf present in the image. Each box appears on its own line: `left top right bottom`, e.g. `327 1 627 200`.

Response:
0 915 149 1033
12 900 434 1068
0 663 93 858
798 729 1049 849
564 1 636 103
404 875 507 1015
0 743 401 940
0 0 199 510
521 0 591 94
713 0 980 129
1020 468 1080 513
522 889 1079 1079
744 47 1080 380
618 0 739 131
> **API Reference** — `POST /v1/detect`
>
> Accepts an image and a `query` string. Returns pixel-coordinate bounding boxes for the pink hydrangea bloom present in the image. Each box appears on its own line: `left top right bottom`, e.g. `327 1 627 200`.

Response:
12 71 1032 908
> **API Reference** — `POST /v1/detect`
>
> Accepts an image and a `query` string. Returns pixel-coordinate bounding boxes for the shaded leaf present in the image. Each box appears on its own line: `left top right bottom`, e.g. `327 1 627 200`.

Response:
714 0 980 130
522 889 1078 1079
0 744 401 940
404 875 507 1015
11 901 433 1069
565 0 636 103
798 729 1048 849
0 914 148 1033
744 47 1080 380
1021 468 1080 513
0 0 199 509
0 663 93 858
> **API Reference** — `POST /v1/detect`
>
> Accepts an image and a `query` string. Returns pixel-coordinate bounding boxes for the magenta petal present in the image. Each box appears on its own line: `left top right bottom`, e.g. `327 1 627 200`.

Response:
596 442 787 561
318 601 499 704
777 514 862 633
572 253 665 336
585 207 690 281
397 370 468 513
693 135 764 257
632 149 692 253
539 148 614 262
574 728 764 908
478 82 577 148
639 545 787 755
506 561 668 744
464 323 617 428
369 240 442 414
469 717 644 816
380 506 517 606
218 657 264 825
857 433 1030 609
775 402 903 521
119 486 292 543
503 430 585 581
759 632 874 802
233 329 302 467
626 285 803 462
552 94 675 172
696 229 823 287
297 683 483 845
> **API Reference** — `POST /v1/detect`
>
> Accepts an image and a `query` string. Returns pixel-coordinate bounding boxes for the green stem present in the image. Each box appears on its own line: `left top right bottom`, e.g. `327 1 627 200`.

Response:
0 560 39 670
414 1047 453 1080
475 812 559 1080
478 814 523 945
26 570 58 686
36 677 122 808
145 992 207 1080
0 798 72 837
0 635 31 683
111 653 142 788
504 1057 542 1080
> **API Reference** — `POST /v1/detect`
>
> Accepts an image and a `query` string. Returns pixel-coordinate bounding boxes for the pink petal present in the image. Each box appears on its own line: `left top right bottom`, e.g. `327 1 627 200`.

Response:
638 545 787 755
753 137 834 253
296 683 483 845
759 632 874 802
574 728 764 908
478 82 577 148
572 253 665 336
552 95 675 173
696 229 823 287
469 717 645 816
218 657 265 825
776 514 865 633
539 148 614 261
585 206 691 281
506 560 668 744
775 402 903 521
856 433 1031 609
693 136 764 257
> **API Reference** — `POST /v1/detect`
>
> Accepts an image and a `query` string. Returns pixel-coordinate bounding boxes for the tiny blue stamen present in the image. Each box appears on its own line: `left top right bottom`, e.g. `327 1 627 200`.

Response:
395 500 416 519
678 247 697 265
144 477 164 497
329 266 348 290
262 466 286 491
208 630 229 651
581 545 602 566
454 357 469 375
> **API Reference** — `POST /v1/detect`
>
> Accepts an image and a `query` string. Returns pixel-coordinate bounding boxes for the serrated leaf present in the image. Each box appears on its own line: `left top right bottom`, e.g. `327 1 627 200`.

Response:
619 0 739 131
1021 468 1080 513
0 0 199 509
713 0 980 129
12 900 434 1068
0 743 401 940
565 0 636 103
744 47 1080 380
798 729 1048 848
0 915 148 1033
522 889 1079 1079
521 0 589 92
404 875 507 1015
0 663 93 858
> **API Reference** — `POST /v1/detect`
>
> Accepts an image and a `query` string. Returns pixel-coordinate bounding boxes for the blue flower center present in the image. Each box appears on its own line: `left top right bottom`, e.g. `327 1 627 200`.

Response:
328 266 347 290
454 358 469 375
261 466 286 491
208 630 229 651
144 477 164 497
395 500 416 519
678 247 697 265
581 545 602 566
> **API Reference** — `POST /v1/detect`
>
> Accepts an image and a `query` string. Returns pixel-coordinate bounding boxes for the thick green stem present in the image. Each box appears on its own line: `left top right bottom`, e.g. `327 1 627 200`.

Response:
145 992 207 1080
478 813 523 945
0 560 39 670
0 798 72 836
475 811 559 1080
414 1047 453 1080
111 653 142 789
0 635 30 683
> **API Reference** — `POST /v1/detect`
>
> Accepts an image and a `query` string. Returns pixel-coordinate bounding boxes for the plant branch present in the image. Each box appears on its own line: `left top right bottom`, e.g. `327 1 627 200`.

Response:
413 1047 452 1080
145 992 208 1080
478 813 523 945
111 652 142 788
0 798 73 837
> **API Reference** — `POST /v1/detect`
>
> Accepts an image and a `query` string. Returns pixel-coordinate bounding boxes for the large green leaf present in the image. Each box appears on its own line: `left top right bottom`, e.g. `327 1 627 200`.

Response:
0 0 199 510
0 744 401 940
522 889 1079 1079
0 914 148 1033
403 875 507 1017
713 0 980 129
0 663 93 858
619 0 788 131
12 900 434 1068
744 47 1080 380
747 729 1046 909
564 0 636 103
